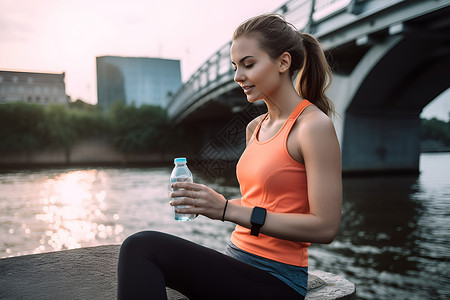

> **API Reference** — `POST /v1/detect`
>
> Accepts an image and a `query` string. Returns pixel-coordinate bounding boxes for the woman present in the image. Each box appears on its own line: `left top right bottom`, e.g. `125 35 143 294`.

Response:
118 14 342 300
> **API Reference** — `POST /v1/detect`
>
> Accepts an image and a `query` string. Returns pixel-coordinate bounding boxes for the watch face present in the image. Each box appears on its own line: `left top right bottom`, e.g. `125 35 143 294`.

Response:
251 207 266 225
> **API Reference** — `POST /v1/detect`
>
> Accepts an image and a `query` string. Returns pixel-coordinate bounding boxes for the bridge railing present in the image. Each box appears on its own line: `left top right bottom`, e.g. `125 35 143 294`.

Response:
167 0 352 119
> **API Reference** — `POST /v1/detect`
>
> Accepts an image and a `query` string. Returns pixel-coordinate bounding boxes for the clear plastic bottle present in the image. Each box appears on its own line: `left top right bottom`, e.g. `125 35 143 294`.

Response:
170 157 196 221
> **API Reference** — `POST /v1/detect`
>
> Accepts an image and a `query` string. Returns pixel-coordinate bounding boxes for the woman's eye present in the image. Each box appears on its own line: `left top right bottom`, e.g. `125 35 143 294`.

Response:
232 63 253 71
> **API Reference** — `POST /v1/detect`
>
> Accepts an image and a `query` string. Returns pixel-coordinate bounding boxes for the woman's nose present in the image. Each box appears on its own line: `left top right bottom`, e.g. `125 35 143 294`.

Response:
234 68 244 83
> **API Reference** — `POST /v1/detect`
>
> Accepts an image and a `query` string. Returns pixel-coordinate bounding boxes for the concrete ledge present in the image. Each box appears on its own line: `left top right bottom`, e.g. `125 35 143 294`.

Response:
0 138 173 167
0 245 355 299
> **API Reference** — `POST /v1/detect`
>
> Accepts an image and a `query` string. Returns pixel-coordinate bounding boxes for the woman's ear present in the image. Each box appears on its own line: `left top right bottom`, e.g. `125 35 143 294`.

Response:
279 52 292 74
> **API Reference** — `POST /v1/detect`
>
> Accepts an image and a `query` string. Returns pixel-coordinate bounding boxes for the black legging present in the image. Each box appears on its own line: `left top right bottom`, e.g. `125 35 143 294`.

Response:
117 231 304 300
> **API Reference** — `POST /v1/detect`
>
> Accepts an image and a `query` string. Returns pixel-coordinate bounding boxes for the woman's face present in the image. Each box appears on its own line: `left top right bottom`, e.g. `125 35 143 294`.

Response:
230 36 282 103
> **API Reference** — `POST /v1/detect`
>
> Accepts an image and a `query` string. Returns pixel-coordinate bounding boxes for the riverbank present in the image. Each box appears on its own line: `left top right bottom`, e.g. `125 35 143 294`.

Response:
421 140 450 152
0 245 356 299
0 139 174 169
2 138 448 173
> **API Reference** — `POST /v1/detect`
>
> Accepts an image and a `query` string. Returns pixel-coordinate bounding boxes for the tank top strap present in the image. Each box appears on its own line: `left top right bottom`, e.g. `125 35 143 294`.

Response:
252 112 269 140
288 100 312 120
283 99 312 138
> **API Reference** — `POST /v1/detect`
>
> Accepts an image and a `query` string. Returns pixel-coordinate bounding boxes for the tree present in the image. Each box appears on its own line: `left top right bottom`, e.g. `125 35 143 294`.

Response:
421 118 450 145
0 102 46 153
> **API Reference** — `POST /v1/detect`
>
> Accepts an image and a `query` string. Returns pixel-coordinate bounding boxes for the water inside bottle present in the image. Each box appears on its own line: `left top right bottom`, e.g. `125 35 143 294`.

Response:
170 176 196 221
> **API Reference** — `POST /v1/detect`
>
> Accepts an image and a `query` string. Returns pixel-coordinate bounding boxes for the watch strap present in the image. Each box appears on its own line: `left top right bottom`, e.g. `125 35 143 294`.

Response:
250 224 262 236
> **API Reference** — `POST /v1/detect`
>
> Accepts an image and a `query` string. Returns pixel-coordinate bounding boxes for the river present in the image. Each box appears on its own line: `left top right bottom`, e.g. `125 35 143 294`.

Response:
1 153 449 299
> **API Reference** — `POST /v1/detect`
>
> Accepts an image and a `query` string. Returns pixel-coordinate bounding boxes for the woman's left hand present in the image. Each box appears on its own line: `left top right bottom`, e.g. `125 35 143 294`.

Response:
170 182 227 220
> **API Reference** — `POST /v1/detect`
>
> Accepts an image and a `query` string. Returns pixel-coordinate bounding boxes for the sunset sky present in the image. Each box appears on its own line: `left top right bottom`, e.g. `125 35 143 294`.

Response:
0 0 287 102
0 0 448 120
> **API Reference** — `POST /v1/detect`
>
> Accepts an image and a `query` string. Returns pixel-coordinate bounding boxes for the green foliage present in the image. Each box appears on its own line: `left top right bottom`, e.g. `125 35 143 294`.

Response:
0 101 180 155
68 99 98 111
1 102 448 157
69 106 110 139
0 102 47 153
421 117 450 145
109 101 172 153
43 104 78 149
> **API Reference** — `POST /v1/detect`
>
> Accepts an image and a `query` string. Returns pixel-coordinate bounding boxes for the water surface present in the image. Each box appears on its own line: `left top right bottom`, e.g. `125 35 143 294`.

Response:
1 153 449 299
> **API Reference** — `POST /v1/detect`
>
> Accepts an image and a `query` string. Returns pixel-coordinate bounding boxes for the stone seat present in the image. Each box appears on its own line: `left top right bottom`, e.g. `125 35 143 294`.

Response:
0 245 355 299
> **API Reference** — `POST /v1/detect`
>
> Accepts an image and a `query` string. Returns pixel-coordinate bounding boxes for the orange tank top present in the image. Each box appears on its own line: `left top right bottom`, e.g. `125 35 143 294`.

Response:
230 100 312 267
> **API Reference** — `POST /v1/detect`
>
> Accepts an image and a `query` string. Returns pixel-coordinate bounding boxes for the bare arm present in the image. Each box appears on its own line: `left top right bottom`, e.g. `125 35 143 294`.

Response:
170 112 341 244
224 112 341 243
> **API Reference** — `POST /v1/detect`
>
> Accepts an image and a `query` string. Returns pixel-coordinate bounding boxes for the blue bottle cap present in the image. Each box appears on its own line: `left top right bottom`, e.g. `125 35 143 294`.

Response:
174 157 187 164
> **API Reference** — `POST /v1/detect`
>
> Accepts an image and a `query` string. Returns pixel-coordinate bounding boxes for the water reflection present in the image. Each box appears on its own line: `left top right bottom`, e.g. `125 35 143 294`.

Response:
4 170 124 256
36 170 124 252
308 158 450 299
337 175 421 298
1 154 449 299
1 167 235 258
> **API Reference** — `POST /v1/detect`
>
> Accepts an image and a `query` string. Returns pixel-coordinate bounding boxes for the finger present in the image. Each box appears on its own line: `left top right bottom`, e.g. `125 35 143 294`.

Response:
170 189 191 198
175 207 196 214
171 195 203 206
175 206 204 215
171 186 203 200
169 197 192 206
172 182 204 190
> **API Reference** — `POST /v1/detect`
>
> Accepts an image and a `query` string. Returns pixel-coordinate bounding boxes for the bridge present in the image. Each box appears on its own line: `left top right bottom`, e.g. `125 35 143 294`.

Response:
167 0 450 174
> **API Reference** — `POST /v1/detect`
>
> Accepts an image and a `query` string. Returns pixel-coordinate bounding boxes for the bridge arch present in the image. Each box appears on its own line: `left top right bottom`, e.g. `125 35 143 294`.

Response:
327 3 450 173
168 0 450 173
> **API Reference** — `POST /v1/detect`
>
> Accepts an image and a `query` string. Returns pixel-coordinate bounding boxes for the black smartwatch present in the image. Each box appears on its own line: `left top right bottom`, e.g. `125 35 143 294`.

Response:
250 207 267 237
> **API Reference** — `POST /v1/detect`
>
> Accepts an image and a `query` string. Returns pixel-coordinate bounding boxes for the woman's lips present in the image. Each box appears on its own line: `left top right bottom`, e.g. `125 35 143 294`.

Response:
242 85 254 94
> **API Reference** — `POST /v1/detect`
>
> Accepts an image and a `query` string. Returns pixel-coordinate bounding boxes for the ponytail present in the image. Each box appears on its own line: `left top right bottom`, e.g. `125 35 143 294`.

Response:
296 33 334 116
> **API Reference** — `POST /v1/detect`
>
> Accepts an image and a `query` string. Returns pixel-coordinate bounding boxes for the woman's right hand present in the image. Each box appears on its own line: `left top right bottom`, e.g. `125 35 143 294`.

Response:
170 182 228 221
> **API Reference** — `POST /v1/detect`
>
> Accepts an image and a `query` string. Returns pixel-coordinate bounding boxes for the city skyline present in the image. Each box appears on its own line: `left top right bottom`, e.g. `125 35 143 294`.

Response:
0 0 448 121
0 0 287 104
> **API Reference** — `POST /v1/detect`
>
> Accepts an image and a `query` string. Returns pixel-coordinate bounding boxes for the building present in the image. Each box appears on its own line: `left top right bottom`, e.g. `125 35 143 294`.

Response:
96 56 182 109
0 70 67 105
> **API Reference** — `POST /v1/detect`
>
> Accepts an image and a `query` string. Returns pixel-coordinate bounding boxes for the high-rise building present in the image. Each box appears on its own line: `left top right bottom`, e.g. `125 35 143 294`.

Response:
96 56 182 109
0 70 67 105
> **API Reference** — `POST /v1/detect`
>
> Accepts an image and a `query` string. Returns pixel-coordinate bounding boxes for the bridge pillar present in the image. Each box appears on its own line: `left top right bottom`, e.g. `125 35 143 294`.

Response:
341 112 420 173
328 35 421 173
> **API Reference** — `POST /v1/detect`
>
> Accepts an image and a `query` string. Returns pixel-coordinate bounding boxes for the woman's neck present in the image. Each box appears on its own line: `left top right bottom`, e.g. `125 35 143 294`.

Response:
263 83 303 122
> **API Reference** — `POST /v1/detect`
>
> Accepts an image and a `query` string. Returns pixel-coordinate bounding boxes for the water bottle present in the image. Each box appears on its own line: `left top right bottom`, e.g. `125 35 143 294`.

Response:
170 157 196 221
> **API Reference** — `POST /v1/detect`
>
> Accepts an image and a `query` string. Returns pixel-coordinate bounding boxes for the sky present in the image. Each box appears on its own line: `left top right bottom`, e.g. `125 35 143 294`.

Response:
0 0 287 103
0 0 448 120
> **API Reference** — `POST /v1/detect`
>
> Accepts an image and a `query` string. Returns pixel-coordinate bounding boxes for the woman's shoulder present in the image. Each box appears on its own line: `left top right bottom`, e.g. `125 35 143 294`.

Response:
296 105 340 153
247 114 265 131
299 105 334 132
246 114 266 144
